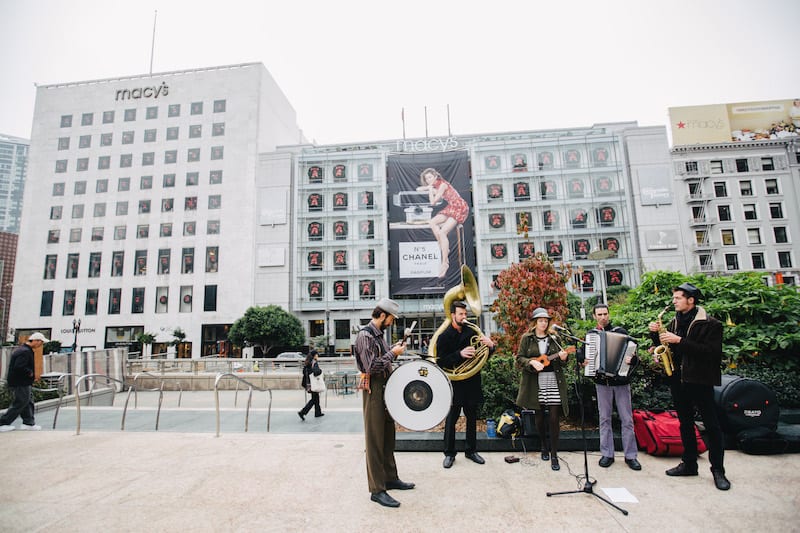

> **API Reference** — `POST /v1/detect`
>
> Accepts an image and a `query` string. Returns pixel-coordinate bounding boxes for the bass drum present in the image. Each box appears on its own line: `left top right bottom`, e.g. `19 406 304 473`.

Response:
385 359 453 431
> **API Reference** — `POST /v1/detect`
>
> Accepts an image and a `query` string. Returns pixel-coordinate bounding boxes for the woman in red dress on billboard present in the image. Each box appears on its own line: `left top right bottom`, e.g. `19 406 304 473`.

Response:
417 168 469 278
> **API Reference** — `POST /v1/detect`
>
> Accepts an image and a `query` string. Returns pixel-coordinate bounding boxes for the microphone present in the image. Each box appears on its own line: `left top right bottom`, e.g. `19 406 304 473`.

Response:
550 324 568 332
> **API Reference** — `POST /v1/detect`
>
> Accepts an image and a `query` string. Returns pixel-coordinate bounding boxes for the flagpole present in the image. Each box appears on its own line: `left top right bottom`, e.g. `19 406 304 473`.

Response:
149 10 158 75
424 106 429 138
402 107 406 139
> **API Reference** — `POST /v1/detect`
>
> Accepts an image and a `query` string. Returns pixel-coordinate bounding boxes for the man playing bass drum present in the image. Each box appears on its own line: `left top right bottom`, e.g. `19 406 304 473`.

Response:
515 307 570 471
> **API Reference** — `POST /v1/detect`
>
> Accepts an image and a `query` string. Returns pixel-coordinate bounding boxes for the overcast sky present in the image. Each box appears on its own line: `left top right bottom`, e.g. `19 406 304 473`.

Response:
1 0 798 145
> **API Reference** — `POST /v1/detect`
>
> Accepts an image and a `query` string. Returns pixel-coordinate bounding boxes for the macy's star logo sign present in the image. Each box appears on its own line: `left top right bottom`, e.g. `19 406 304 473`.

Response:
677 121 686 128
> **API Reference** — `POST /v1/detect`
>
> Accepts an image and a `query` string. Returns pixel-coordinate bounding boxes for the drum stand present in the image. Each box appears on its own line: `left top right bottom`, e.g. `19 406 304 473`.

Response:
546 358 628 516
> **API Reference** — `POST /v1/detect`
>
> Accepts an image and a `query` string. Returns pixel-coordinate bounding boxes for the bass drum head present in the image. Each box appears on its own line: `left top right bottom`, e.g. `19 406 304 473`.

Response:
385 360 453 431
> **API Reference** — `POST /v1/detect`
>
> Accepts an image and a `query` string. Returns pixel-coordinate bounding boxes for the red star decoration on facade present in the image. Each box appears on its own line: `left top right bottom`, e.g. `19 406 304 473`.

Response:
677 121 686 129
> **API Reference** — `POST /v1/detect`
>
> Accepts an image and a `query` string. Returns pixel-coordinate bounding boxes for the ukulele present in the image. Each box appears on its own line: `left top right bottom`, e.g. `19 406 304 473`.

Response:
534 345 576 368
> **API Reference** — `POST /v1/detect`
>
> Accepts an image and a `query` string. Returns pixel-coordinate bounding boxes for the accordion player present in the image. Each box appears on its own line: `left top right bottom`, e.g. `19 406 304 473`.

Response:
583 329 638 379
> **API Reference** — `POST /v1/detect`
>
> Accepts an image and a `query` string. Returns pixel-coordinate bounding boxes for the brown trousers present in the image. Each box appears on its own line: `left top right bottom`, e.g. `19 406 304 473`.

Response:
362 374 398 493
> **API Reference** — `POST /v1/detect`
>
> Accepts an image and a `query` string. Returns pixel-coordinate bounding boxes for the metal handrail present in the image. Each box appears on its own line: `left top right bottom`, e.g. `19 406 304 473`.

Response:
37 373 72 429
130 372 183 408
73 374 125 435
213 373 273 437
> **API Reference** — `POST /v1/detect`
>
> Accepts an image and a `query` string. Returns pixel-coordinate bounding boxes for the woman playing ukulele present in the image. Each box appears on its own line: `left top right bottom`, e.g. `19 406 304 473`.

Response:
515 307 571 470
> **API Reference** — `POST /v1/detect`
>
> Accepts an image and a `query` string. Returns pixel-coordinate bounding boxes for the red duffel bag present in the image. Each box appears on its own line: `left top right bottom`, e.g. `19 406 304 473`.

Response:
633 409 707 456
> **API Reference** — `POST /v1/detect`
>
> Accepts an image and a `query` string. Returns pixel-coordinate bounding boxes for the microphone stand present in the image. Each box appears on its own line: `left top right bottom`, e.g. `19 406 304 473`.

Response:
545 330 628 516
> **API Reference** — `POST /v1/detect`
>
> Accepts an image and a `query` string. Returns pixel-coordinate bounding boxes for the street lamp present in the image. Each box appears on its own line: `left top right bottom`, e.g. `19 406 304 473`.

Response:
72 318 82 353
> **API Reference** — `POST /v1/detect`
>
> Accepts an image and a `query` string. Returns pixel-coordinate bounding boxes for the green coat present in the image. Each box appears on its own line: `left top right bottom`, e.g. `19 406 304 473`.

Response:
515 332 569 417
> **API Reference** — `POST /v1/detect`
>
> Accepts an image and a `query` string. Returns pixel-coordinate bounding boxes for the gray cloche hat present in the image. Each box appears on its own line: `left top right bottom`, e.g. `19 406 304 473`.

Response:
376 297 401 318
531 307 551 320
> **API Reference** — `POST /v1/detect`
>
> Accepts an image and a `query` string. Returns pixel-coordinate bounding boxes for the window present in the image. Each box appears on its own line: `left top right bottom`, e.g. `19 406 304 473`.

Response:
213 99 226 113
134 250 147 275
85 289 99 315
111 251 124 276
137 224 149 239
714 182 727 198
91 227 104 241
132 288 145 314
718 205 731 221
184 197 197 211
116 201 128 216
118 177 130 191
166 126 179 140
161 198 174 212
50 206 62 220
47 230 60 244
189 124 202 138
187 148 200 162
114 226 127 240
180 286 193 313
52 183 65 196
102 111 114 124
138 200 151 214
74 181 87 195
684 161 698 174
739 181 752 196
79 135 91 148
721 229 735 245
60 115 72 128
359 249 375 269
743 204 757 220
81 112 93 126
164 150 177 164
774 226 788 243
142 152 155 166
710 160 723 174
97 156 110 170
168 104 180 117
88 252 101 278
212 123 225 136
206 246 219 272
66 253 79 278
44 255 57 279
140 175 153 189
146 106 158 119
183 221 196 236
55 160 67 173
155 287 168 313
747 228 761 244
72 204 84 218
76 158 89 171
108 288 121 314
144 129 157 142
124 108 136 122
186 172 199 186
58 137 70 150
209 170 222 184
207 220 220 235
204 285 217 312
63 290 76 315
69 228 82 242
100 133 112 146
208 195 221 209
736 158 749 172
160 223 172 237
778 251 793 268
41 291 54 317
752 253 766 269
96 179 108 193
158 249 170 274
761 157 774 171
725 253 740 271
190 102 203 115
688 182 701 198
163 173 176 187
210 146 224 160
122 131 134 144
93 203 106 217
120 154 132 168
765 179 779 195
769 203 784 219
691 206 704 222
182 248 194 274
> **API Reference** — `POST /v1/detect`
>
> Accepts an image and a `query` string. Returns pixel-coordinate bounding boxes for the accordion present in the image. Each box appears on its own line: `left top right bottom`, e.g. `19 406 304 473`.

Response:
583 330 637 378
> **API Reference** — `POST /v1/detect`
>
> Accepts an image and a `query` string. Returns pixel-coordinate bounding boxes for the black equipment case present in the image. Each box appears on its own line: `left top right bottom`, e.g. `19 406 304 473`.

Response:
713 374 779 434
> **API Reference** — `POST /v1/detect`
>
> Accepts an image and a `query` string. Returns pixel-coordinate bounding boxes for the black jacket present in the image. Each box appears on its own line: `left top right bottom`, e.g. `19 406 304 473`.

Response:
436 324 483 406
6 344 35 387
301 361 322 391
650 306 722 387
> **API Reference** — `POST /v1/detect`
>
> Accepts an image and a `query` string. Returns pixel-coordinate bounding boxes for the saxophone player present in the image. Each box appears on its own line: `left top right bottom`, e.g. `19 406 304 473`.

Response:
648 283 730 491
437 301 495 469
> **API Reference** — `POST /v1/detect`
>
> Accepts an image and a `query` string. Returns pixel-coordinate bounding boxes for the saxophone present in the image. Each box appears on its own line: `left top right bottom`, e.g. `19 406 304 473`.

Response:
653 304 675 377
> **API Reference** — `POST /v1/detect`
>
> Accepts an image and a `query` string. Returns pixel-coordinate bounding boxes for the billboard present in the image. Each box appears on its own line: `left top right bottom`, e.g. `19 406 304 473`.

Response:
669 98 800 145
387 152 475 296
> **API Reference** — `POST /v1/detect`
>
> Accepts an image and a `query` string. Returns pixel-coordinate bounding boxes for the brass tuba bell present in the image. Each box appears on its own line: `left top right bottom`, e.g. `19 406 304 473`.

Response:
429 265 490 381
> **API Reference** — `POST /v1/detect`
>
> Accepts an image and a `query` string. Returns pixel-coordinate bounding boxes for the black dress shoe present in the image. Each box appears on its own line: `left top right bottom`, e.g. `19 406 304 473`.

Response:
712 470 731 491
314 413 325 418
665 462 698 476
370 491 400 508
551 457 560 471
599 456 615 468
443 456 455 469
465 452 485 465
625 458 642 471
540 451 550 461
386 479 415 490
297 411 305 421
